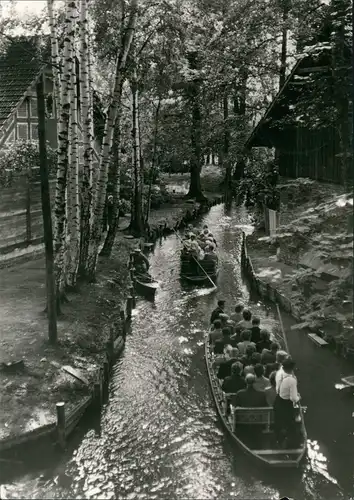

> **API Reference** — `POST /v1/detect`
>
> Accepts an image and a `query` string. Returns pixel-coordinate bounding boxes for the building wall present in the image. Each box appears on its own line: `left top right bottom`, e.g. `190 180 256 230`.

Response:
278 124 351 184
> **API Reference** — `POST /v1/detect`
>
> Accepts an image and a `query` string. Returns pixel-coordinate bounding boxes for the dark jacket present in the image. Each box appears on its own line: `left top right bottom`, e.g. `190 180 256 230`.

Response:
251 326 261 344
222 375 246 394
261 349 276 365
217 358 238 379
257 339 272 353
232 386 267 407
210 306 224 324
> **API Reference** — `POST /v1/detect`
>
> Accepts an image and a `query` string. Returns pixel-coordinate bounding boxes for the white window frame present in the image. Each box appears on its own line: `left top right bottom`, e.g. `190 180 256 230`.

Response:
5 130 15 144
17 123 29 140
17 100 28 118
30 98 38 117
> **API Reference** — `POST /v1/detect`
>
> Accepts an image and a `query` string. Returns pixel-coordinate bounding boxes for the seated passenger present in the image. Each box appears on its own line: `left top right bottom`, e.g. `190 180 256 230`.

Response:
243 364 255 376
217 347 240 379
230 303 244 324
212 340 226 368
250 352 262 366
230 325 243 345
237 330 256 355
222 361 246 394
244 343 257 365
250 316 261 344
264 371 277 406
220 327 232 348
209 319 223 344
261 341 280 364
256 329 272 353
219 314 231 329
237 309 253 330
231 373 267 407
253 363 271 392
210 300 225 324
265 362 278 378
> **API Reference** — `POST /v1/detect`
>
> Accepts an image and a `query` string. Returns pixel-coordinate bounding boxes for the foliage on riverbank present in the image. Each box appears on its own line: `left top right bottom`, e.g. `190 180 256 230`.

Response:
248 178 353 346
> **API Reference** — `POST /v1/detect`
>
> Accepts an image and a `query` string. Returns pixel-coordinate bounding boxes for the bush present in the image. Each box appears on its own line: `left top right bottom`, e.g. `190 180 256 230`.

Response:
0 140 57 186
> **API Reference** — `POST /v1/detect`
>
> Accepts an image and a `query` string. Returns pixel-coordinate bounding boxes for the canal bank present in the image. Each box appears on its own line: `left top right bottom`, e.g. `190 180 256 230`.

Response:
0 192 223 457
1 203 353 500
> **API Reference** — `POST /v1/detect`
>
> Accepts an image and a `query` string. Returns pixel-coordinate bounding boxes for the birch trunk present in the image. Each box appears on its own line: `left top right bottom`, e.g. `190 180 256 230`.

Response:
145 98 160 224
130 69 144 235
85 0 138 280
78 0 94 276
67 15 81 289
47 0 61 113
52 0 75 306
100 84 123 256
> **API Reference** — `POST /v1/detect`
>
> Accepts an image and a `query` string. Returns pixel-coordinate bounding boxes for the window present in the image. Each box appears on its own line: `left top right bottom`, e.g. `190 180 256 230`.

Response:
17 100 28 118
30 98 38 117
17 123 28 140
31 123 38 141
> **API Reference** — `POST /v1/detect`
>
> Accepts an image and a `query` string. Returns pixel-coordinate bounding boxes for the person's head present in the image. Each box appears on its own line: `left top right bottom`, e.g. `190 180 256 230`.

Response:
252 316 260 327
230 347 239 359
209 233 214 238
222 327 231 338
213 340 224 355
254 363 265 378
213 319 222 330
224 344 233 358
219 313 229 326
269 371 277 387
235 303 244 314
187 224 193 231
251 352 262 365
245 373 256 386
270 342 280 353
203 228 209 235
231 361 243 377
242 309 252 322
276 350 288 364
282 356 296 373
241 330 252 342
190 234 196 240
217 299 225 309
260 329 270 340
245 344 256 357
203 224 208 230
244 364 255 376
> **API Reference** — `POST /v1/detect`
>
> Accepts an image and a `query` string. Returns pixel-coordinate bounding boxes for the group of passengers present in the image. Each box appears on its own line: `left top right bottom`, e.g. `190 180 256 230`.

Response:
209 299 301 446
182 224 217 262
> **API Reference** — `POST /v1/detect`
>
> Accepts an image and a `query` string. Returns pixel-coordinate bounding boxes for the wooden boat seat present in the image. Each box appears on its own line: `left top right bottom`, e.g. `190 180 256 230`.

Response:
230 406 274 433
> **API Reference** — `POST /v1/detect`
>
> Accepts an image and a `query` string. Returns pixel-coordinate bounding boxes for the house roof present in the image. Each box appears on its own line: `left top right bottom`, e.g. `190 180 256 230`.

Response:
0 37 48 127
244 48 332 149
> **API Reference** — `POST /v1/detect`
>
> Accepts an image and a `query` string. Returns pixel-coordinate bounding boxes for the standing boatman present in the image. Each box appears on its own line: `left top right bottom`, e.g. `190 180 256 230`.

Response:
210 299 226 324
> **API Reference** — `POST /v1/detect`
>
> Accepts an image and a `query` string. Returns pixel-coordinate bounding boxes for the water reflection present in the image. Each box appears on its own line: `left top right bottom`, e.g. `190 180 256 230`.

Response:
3 204 353 499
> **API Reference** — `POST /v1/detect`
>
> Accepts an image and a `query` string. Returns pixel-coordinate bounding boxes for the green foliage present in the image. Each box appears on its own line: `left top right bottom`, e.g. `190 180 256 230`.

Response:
0 140 57 187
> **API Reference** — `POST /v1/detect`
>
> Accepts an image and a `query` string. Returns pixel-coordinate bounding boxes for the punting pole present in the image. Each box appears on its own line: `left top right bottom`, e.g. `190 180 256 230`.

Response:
173 228 217 291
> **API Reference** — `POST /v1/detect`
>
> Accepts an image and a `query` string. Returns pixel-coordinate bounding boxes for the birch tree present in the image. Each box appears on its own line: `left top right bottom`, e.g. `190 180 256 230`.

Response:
66 0 81 288
85 0 138 280
78 0 94 275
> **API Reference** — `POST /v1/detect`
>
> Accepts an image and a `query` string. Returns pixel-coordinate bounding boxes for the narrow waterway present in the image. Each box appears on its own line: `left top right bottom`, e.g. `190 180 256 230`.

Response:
3 204 354 499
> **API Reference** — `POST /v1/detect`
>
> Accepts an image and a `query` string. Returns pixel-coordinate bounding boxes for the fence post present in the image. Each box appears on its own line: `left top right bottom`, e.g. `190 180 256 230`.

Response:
126 297 133 319
56 402 66 449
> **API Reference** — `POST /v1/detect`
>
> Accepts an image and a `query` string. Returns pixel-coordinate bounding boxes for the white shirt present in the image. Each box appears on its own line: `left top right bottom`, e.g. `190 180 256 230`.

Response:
277 374 300 403
275 367 285 392
237 319 252 330
230 312 243 323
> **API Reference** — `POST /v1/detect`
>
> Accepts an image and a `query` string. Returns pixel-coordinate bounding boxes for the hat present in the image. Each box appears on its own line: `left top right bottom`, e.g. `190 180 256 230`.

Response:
282 356 295 370
217 299 225 306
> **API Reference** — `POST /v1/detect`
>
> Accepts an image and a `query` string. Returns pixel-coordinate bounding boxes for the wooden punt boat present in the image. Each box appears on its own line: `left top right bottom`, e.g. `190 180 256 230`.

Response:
133 273 159 299
180 253 219 285
205 335 308 468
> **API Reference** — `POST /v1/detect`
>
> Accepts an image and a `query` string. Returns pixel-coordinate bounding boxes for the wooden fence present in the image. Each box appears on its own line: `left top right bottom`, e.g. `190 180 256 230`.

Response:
0 169 55 254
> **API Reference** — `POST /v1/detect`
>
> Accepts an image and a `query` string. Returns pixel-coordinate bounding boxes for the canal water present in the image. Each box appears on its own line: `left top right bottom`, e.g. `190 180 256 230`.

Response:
3 204 354 500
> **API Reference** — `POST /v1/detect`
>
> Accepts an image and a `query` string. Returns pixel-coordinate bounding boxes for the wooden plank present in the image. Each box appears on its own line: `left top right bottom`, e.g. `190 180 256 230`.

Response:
252 449 303 455
62 365 90 385
341 375 354 387
308 333 329 347
296 66 329 74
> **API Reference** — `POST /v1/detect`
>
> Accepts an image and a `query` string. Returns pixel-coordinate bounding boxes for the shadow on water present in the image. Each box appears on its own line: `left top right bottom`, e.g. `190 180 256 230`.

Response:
2 204 353 500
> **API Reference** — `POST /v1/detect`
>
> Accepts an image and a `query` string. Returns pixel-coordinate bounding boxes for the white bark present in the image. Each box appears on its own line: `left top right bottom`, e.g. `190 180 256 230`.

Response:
46 0 61 116
66 0 80 287
86 0 139 278
78 0 94 274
